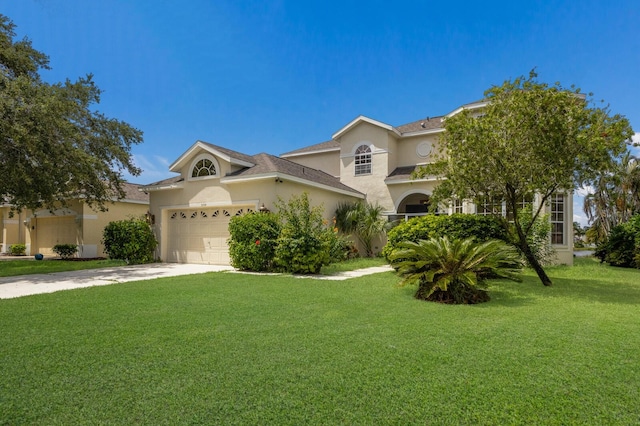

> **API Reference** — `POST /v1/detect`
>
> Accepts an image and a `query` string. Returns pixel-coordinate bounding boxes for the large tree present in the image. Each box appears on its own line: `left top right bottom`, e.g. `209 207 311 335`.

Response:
0 15 142 212
417 71 634 286
583 151 640 242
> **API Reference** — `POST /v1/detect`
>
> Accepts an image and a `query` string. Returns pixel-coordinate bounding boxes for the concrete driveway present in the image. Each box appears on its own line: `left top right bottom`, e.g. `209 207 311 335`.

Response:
0 263 233 299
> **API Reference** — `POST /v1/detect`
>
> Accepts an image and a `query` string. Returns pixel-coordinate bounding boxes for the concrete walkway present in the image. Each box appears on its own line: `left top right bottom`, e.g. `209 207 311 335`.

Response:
0 263 394 299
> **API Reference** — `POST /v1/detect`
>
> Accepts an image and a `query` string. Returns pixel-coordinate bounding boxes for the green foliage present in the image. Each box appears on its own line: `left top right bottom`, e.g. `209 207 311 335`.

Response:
390 236 523 304
334 201 386 257
102 218 157 264
382 214 506 260
0 15 142 212
228 212 281 271
274 193 334 274
417 71 634 286
595 214 640 268
510 205 556 266
8 243 26 256
584 151 640 241
52 244 78 259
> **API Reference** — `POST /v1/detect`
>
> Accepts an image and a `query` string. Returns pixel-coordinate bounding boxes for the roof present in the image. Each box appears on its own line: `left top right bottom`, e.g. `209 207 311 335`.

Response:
280 139 340 157
142 149 363 198
396 116 444 134
227 153 363 196
120 182 150 202
169 140 255 172
385 165 418 181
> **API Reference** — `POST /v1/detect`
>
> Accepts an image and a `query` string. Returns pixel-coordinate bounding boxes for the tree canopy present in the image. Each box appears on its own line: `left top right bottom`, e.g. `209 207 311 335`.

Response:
0 14 142 212
417 71 634 286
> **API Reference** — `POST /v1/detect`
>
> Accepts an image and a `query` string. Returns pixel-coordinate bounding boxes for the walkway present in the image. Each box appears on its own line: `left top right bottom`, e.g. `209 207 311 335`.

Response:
0 264 394 299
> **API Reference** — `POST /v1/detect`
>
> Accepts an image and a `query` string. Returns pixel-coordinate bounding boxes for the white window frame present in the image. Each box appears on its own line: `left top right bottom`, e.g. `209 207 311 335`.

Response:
550 193 565 245
354 144 372 176
188 154 220 181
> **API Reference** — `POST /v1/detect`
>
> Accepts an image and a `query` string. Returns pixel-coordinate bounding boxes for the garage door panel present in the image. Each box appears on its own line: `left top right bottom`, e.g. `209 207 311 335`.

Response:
165 207 251 265
36 216 77 255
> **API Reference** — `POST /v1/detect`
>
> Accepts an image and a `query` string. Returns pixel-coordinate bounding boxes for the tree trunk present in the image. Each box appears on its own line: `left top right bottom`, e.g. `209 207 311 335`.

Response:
515 224 553 286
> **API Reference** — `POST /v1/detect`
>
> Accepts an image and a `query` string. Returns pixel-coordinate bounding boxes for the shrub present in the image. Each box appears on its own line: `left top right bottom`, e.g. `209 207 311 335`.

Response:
334 201 386 257
52 244 78 259
228 212 281 271
382 214 507 261
390 236 523 304
595 215 640 268
274 193 334 274
102 217 157 264
9 244 26 256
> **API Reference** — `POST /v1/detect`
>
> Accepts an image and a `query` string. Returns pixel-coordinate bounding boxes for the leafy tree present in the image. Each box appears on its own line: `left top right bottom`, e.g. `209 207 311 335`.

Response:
417 71 634 286
0 15 142 212
334 201 386 257
390 237 523 304
583 151 640 243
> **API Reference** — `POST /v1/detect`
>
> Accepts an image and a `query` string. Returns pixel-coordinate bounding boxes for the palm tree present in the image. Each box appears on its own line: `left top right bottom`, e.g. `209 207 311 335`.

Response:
584 152 640 242
389 236 523 304
334 201 387 257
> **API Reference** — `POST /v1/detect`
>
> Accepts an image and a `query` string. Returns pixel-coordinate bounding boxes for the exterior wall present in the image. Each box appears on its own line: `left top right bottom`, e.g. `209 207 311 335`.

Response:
80 201 148 257
1 200 148 258
395 133 441 167
148 174 362 263
282 151 340 177
0 208 26 253
337 122 395 211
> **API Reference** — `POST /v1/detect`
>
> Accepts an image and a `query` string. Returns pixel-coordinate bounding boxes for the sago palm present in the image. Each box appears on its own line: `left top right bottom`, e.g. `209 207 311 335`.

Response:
389 236 523 304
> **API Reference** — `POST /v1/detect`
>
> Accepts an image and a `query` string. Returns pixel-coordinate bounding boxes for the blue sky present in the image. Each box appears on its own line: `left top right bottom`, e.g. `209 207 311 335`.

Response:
3 0 640 225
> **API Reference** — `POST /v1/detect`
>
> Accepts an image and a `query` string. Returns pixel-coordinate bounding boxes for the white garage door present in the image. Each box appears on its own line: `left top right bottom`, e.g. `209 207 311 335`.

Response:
165 206 254 264
36 216 77 255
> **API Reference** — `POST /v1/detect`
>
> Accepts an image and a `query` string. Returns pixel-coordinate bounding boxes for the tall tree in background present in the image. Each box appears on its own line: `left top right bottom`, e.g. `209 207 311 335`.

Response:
417 71 634 286
583 151 640 242
0 15 142 212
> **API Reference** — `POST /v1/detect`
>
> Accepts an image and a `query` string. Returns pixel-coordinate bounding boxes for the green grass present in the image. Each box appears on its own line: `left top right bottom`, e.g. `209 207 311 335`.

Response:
0 259 127 277
320 256 388 274
1 257 639 424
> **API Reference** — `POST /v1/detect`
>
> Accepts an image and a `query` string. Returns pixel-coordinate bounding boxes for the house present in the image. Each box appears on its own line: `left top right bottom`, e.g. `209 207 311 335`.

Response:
144 100 574 265
0 182 149 258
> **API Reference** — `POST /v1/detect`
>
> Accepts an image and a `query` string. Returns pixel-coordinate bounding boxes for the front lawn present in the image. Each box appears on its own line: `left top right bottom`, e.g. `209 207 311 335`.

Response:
1 257 639 424
0 258 127 277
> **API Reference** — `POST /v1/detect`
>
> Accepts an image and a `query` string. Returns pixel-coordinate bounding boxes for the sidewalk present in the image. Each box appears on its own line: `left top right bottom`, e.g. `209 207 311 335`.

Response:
0 264 394 299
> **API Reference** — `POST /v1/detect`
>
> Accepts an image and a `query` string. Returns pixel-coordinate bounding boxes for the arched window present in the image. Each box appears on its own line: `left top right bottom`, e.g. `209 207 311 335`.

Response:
354 145 372 176
191 157 217 178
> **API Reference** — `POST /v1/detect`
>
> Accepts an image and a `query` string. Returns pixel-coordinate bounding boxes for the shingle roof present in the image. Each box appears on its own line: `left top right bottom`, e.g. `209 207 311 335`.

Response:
120 182 150 202
386 166 418 181
396 116 444 134
228 153 363 196
280 139 340 157
144 175 184 187
198 141 256 165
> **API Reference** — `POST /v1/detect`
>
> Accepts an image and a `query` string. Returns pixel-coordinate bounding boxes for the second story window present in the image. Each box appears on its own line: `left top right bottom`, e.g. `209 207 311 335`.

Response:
191 157 217 178
354 145 372 176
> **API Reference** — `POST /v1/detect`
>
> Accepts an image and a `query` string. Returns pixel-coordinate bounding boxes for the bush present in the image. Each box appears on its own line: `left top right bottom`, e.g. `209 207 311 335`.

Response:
52 244 78 259
595 215 640 268
382 214 507 261
274 193 334 274
390 236 523 304
228 212 281 271
102 217 157 264
9 244 26 256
